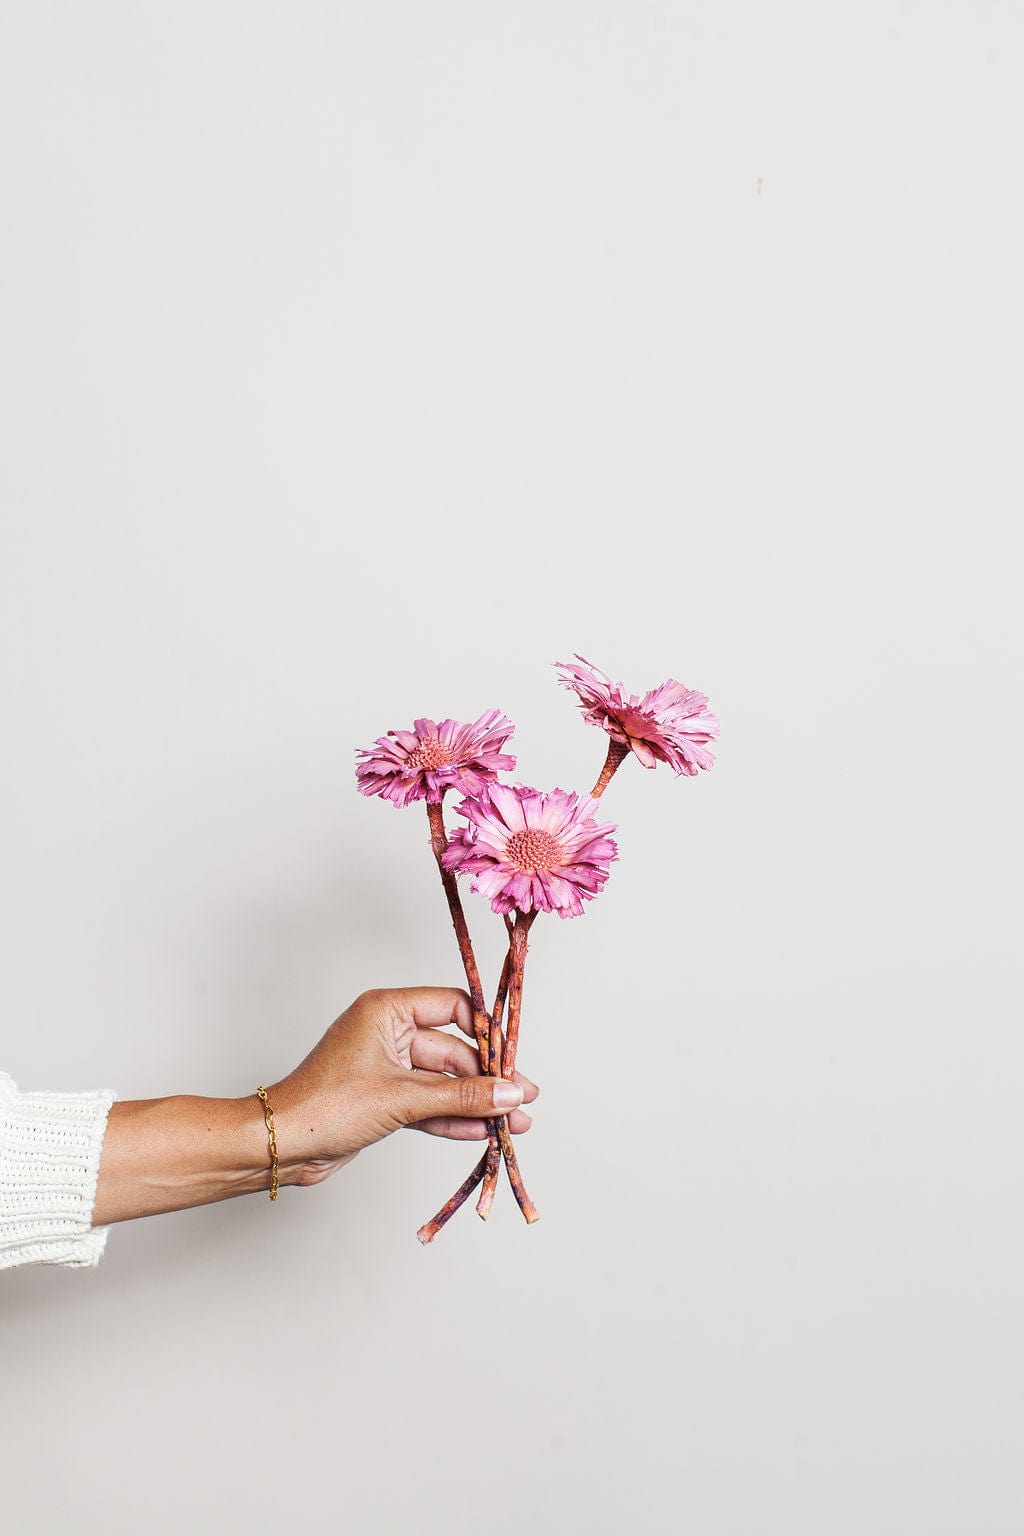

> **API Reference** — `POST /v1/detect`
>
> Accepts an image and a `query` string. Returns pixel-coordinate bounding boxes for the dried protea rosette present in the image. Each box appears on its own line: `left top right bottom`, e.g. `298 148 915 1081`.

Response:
354 657 718 1241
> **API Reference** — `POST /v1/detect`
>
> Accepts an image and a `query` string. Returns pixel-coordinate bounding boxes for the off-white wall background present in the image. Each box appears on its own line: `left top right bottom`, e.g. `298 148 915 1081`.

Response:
1 3 1020 1533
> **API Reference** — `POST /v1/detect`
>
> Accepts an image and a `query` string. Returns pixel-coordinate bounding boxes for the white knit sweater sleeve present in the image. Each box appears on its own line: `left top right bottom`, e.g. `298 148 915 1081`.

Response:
0 1071 118 1271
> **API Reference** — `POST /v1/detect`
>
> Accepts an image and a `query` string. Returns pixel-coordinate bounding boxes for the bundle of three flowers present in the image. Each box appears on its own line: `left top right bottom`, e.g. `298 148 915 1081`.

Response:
355 656 719 1241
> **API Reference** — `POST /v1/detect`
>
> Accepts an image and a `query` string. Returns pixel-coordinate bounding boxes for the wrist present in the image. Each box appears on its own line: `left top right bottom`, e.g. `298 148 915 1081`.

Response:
241 1080 314 1192
93 1093 282 1225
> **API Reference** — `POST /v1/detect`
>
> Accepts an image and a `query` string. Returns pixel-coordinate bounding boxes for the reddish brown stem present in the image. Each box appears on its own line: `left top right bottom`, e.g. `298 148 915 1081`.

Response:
476 948 512 1219
421 805 537 1232
591 738 630 798
489 916 514 1075
425 798 504 1230
495 1116 538 1223
474 1139 502 1220
426 799 488 1036
489 947 511 1074
417 1151 489 1245
503 911 536 1081
494 910 539 1223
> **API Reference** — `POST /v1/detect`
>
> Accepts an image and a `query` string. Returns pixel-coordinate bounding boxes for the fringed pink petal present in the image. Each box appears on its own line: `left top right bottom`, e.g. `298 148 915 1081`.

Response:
443 785 618 920
355 711 517 809
556 656 718 780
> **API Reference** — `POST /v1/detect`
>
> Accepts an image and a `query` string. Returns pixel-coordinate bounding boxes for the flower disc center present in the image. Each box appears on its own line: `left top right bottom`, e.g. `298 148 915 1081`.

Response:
617 704 655 739
505 828 563 874
406 738 456 771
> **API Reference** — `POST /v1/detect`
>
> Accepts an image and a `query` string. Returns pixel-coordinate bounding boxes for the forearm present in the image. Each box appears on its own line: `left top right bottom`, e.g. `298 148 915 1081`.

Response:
92 1093 276 1225
88 989 537 1233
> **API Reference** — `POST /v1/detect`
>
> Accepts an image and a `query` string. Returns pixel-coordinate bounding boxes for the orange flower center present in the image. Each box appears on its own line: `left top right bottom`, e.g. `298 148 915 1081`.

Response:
406 738 456 771
505 828 563 873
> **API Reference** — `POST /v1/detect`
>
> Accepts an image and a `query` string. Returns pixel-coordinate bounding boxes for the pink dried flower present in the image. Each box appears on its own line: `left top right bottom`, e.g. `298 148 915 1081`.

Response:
443 783 618 920
356 711 516 808
556 654 719 775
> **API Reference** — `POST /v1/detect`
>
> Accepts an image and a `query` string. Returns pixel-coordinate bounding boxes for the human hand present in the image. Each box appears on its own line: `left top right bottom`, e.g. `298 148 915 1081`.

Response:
266 987 539 1189
92 986 536 1227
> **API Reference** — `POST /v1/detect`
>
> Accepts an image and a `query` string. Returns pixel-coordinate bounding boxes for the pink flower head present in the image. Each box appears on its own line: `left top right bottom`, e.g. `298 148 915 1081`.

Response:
556 654 719 776
355 710 516 809
443 783 618 920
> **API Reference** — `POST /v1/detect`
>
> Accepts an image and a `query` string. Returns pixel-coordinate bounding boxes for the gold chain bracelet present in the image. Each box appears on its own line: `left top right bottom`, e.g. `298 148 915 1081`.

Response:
255 1086 279 1201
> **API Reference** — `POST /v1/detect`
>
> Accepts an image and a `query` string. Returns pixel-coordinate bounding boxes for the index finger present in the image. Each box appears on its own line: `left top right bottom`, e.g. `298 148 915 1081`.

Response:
379 986 475 1039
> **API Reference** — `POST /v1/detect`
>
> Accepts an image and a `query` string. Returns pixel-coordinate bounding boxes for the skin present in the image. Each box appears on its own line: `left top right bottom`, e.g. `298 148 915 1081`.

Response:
92 986 538 1227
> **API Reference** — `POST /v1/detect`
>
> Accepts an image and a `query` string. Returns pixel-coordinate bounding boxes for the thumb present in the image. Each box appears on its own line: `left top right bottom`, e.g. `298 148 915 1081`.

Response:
397 1070 524 1127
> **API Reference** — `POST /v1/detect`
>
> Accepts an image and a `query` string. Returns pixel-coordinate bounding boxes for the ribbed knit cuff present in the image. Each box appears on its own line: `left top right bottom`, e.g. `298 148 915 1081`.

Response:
0 1072 118 1271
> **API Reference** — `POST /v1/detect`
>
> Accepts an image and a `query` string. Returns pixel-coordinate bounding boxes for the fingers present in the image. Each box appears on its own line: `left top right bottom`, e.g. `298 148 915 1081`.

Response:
410 1028 540 1103
403 1033 540 1139
372 986 475 1039
508 1070 539 1104
409 1107 534 1140
397 1066 525 1132
410 1027 481 1080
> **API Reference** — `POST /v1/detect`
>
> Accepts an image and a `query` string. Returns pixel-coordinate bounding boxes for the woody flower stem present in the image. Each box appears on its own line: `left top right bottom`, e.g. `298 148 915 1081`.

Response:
475 945 511 1220
425 797 500 1138
503 910 536 1080
591 738 630 799
491 923 514 1075
488 909 539 1223
417 946 513 1240
416 1152 489 1245
426 799 490 1045
420 800 537 1234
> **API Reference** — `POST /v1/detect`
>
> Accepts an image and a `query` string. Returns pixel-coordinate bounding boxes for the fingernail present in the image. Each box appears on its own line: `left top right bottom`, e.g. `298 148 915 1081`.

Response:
493 1081 524 1110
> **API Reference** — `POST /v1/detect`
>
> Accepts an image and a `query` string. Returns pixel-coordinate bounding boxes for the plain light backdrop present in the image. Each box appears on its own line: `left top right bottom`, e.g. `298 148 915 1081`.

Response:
1 3 1020 1533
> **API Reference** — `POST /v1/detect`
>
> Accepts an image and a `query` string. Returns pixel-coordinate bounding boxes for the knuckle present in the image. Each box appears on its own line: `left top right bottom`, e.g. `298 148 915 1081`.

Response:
456 1076 483 1116
446 1042 468 1076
